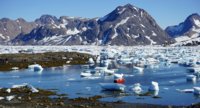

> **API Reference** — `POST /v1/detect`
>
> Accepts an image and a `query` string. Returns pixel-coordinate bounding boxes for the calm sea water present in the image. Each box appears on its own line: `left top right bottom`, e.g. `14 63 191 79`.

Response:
0 64 199 106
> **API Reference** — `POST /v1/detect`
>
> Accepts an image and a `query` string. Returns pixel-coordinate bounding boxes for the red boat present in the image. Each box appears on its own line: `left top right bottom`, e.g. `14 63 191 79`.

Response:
114 78 125 84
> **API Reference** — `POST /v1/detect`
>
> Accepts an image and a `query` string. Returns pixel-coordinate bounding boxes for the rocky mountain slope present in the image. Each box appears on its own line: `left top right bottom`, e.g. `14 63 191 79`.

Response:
0 18 37 44
166 13 200 46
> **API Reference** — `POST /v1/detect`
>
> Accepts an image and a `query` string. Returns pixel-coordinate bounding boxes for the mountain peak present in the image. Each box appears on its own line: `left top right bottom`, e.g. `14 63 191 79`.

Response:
35 14 58 25
187 13 199 18
98 4 141 23
185 13 200 24
166 13 200 38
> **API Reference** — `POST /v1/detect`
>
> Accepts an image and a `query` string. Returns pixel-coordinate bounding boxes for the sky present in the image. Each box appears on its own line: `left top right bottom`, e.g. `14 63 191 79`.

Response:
0 0 200 29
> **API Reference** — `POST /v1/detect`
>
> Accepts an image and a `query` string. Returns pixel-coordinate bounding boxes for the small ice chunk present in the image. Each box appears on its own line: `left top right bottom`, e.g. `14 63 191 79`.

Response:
186 75 197 82
6 88 11 93
85 87 91 91
0 97 4 100
169 80 176 84
194 87 200 95
6 95 15 101
29 85 39 93
12 83 39 93
12 83 28 88
130 83 142 94
88 58 94 64
176 89 194 93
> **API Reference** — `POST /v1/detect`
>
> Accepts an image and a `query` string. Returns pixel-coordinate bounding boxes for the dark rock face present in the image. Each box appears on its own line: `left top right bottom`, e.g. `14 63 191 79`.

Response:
165 13 200 38
1 4 174 45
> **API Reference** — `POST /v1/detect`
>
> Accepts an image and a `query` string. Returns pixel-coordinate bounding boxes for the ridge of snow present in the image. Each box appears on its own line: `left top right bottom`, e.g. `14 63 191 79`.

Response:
118 8 126 14
173 36 200 46
63 36 72 44
112 17 130 39
0 34 5 39
175 36 191 42
133 7 138 12
79 36 83 42
145 36 156 45
66 28 80 35
141 11 143 17
192 26 200 32
194 18 200 27
82 27 87 31
140 24 145 28
152 31 157 36
126 34 131 38
132 34 140 38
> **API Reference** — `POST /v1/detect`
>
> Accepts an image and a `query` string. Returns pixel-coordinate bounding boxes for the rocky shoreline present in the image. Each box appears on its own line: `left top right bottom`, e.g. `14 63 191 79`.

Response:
0 86 197 108
0 52 94 71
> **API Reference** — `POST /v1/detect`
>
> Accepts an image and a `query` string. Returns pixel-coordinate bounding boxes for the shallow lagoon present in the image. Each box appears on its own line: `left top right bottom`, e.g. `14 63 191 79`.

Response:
0 63 199 106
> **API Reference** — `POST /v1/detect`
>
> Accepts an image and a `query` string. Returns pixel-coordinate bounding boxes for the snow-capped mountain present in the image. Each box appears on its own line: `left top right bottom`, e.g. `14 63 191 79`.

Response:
1 4 174 46
166 13 200 46
97 4 173 45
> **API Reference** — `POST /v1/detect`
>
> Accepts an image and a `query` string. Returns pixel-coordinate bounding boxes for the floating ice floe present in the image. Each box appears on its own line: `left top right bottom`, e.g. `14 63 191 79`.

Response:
99 83 126 91
28 64 43 72
133 66 144 73
130 83 142 94
186 75 197 82
193 87 200 95
12 83 39 93
149 81 159 91
80 70 93 77
104 69 115 75
176 88 194 93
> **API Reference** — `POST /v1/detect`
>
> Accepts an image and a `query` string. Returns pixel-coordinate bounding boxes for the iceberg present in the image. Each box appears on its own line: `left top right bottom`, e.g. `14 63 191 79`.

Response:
130 83 142 94
12 83 39 93
99 83 126 91
29 64 43 72
6 95 15 101
194 87 200 95
186 75 197 82
149 81 159 91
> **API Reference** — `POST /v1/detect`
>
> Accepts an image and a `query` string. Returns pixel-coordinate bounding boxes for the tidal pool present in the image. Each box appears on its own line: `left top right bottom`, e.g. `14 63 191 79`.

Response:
0 64 199 106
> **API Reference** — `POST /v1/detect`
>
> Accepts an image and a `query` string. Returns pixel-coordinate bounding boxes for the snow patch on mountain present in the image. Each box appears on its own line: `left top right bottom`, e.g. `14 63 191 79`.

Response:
66 28 80 35
0 34 5 39
112 17 130 39
152 31 157 36
82 27 87 31
140 24 145 28
118 8 126 14
145 36 156 45
194 18 200 27
133 7 138 12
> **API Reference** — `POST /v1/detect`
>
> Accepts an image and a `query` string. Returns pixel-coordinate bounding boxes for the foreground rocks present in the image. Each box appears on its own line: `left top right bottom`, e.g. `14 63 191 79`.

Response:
0 52 94 71
0 86 199 108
